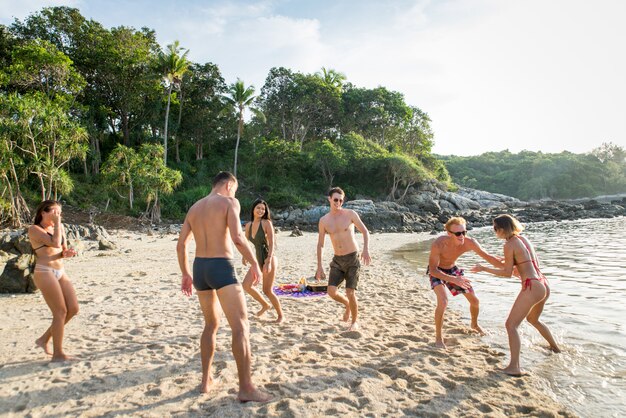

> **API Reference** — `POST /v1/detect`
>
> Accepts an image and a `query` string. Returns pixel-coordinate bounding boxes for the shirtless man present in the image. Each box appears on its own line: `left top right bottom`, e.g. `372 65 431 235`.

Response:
176 171 272 402
428 216 502 349
316 187 371 331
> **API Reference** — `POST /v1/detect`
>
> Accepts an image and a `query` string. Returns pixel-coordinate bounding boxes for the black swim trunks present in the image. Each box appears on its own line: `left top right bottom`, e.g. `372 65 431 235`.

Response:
193 257 239 291
328 251 361 290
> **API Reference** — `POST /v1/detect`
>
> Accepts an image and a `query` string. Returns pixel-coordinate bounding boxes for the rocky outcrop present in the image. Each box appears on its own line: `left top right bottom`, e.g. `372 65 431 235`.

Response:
272 189 625 233
0 230 36 293
0 224 112 293
456 188 523 209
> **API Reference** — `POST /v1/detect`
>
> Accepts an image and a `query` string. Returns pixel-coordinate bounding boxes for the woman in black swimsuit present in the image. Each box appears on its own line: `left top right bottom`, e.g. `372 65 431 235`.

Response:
242 199 283 323
28 200 78 362
472 214 560 376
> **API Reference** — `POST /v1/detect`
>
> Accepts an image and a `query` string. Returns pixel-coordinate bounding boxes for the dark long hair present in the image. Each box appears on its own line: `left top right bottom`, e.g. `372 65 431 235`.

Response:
250 199 271 222
33 200 61 226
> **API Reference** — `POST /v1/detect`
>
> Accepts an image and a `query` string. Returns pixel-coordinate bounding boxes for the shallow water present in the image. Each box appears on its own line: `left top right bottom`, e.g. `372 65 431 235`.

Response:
394 217 626 418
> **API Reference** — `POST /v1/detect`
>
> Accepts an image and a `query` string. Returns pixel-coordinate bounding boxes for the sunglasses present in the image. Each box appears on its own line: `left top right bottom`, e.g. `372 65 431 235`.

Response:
450 230 467 237
333 198 344 203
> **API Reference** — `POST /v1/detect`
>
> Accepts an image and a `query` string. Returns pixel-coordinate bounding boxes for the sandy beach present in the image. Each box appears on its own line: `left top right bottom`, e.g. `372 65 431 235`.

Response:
0 229 574 417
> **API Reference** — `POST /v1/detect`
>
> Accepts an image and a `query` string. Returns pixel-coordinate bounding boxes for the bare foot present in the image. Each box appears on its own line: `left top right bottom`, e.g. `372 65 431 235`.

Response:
275 315 284 324
342 306 350 322
471 324 486 336
51 354 75 362
499 367 527 377
237 388 273 403
35 337 52 356
435 340 447 350
199 377 215 393
255 304 270 318
549 345 561 353
348 322 360 331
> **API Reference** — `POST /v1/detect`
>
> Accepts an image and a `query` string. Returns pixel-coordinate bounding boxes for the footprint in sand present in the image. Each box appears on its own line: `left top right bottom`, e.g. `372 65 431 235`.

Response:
445 337 459 346
340 330 362 339
436 377 457 389
386 341 408 349
478 403 494 413
331 396 359 408
302 343 327 353
485 356 501 365
398 334 428 343
145 387 162 396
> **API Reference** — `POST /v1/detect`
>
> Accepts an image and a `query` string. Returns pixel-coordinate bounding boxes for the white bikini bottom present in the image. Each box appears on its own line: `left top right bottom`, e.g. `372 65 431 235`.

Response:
34 265 65 280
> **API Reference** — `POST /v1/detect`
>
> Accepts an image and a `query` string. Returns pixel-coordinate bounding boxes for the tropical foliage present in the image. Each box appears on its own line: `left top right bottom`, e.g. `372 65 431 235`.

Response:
0 6 621 226
441 144 626 200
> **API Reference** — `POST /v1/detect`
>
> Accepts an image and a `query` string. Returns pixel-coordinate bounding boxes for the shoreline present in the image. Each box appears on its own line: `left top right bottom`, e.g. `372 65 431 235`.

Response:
0 230 575 417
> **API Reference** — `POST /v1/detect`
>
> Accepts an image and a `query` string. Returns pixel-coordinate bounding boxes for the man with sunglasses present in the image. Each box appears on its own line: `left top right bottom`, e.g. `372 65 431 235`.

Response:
316 187 371 331
427 217 501 349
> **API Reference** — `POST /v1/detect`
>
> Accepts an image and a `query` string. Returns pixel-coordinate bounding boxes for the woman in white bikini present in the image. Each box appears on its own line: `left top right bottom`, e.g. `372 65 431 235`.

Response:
472 214 560 376
28 200 78 362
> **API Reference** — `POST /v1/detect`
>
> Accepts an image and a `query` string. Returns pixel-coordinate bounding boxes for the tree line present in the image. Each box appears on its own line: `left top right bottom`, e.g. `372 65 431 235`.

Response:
0 7 448 226
441 143 626 201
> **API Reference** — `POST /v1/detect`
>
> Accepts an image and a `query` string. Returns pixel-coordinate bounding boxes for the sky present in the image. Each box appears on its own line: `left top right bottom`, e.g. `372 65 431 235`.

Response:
1 0 625 156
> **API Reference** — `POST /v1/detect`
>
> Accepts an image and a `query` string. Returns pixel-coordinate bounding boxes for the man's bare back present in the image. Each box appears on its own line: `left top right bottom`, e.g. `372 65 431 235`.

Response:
186 194 239 258
176 172 272 403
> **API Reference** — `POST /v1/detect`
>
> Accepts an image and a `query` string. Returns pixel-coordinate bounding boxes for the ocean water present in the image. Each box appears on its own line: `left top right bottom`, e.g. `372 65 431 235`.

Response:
394 217 626 418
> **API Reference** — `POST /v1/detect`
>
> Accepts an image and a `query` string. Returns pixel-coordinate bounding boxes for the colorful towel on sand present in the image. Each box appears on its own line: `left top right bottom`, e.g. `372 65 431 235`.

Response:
273 285 326 298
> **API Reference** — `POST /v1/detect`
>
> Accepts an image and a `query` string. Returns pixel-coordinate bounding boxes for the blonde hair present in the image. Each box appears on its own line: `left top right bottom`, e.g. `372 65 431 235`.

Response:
444 217 466 232
493 214 524 236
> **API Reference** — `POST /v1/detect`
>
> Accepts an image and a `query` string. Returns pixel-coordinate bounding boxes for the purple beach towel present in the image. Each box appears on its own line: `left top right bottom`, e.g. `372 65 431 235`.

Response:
273 286 326 298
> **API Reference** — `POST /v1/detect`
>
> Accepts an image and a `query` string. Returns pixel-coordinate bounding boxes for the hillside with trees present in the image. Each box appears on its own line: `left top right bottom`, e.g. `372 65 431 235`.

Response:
2 7 623 228
441 143 626 201
0 7 449 226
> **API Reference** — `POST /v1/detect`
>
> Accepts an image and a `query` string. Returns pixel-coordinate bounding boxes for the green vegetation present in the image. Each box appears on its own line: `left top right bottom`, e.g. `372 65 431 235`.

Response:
0 7 445 226
441 144 626 200
1 7 622 227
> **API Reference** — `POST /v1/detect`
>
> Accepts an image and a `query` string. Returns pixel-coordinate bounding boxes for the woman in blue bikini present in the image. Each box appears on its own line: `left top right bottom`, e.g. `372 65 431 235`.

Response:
472 214 560 376
28 200 78 361
242 199 283 323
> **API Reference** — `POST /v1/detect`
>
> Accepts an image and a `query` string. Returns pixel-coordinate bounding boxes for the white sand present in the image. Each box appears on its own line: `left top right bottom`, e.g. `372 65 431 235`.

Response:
0 230 574 417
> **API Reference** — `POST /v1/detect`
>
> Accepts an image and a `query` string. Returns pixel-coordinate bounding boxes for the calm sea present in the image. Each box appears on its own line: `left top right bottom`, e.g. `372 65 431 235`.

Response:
394 217 626 418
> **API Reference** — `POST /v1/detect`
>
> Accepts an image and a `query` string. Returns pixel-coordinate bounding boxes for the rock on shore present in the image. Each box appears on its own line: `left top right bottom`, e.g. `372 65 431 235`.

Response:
0 224 114 293
272 186 625 233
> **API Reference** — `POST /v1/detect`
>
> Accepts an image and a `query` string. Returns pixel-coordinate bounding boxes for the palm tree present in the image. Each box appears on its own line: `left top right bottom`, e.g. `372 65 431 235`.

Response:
223 79 265 176
316 67 346 90
159 41 190 164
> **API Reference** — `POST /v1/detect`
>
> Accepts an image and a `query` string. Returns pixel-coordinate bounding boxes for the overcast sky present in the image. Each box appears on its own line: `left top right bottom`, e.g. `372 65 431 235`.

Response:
2 0 625 156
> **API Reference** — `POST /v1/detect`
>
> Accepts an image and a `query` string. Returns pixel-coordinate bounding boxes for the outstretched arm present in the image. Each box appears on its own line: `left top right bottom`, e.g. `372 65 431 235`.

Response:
176 217 194 296
472 242 515 277
315 219 327 281
352 211 371 266
468 238 502 267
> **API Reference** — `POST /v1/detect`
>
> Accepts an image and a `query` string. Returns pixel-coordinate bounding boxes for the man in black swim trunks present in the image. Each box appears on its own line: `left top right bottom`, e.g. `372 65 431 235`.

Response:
176 171 272 402
315 187 371 331
427 216 502 349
